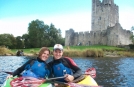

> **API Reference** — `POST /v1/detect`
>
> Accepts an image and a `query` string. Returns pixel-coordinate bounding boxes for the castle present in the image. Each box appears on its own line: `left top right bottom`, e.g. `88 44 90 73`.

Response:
65 0 132 46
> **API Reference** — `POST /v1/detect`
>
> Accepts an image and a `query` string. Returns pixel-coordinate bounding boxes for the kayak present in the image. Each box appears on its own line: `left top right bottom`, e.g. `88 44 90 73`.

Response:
2 68 98 87
76 75 98 86
2 75 98 87
1 77 52 87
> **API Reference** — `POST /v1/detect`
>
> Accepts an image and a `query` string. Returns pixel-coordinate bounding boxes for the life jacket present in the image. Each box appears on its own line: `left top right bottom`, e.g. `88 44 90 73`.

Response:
52 57 76 82
22 60 50 79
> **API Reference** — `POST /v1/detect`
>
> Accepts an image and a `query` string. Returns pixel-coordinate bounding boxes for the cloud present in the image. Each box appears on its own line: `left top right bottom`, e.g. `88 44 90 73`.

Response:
0 12 91 37
119 10 134 30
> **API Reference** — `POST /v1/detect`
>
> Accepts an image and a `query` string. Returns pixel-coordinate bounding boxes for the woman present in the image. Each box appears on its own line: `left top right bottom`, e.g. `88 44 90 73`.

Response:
9 47 51 79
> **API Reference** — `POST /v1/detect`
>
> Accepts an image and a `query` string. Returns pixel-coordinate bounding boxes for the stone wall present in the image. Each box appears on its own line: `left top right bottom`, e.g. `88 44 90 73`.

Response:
65 23 132 46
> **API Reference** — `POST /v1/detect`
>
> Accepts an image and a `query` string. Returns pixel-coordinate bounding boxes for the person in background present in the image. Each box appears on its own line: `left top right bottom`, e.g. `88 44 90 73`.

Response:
48 44 82 84
8 47 51 79
16 50 21 56
20 50 24 56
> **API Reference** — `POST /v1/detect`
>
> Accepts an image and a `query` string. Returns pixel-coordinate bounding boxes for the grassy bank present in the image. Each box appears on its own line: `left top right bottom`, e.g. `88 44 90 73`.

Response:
1 45 134 57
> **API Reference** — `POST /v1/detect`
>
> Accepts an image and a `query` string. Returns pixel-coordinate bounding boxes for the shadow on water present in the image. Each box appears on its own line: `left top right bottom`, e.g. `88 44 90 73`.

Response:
0 56 134 87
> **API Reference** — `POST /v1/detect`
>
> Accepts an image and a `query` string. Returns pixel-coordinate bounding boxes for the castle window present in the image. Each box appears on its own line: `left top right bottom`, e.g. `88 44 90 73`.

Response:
99 17 101 20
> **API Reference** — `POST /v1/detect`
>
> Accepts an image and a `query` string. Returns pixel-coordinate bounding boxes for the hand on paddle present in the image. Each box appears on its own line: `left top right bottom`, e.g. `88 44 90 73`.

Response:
64 74 74 82
54 74 74 87
6 75 13 79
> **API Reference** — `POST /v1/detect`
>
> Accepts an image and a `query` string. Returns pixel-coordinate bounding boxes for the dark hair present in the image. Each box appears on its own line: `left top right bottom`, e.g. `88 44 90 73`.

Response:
38 47 50 58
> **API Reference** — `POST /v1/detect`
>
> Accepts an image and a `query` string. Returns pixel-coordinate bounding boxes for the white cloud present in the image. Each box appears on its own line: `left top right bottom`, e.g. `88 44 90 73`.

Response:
0 17 29 36
119 8 134 30
0 12 91 37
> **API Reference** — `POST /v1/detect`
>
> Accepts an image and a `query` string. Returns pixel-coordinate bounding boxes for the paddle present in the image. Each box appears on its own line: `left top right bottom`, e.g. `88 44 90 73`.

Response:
84 67 96 78
0 71 13 75
10 76 66 87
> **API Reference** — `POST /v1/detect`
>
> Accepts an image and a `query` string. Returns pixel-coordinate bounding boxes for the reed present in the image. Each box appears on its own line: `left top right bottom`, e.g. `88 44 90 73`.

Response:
0 46 13 55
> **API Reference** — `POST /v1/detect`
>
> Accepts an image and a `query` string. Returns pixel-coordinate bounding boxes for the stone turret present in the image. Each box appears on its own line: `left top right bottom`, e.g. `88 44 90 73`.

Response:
91 0 119 31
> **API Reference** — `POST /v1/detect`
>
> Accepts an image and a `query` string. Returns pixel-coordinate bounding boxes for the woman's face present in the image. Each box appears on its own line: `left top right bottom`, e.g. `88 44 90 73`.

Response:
53 49 63 60
40 50 50 61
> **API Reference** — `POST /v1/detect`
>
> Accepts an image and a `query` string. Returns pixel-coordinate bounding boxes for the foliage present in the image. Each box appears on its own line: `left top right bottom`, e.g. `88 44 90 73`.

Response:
16 36 24 49
0 46 13 55
22 34 30 48
0 34 16 48
28 19 63 48
28 19 47 48
130 26 134 44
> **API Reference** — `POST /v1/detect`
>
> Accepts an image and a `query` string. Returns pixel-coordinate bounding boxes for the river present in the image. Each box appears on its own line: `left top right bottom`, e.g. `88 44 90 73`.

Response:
0 56 134 87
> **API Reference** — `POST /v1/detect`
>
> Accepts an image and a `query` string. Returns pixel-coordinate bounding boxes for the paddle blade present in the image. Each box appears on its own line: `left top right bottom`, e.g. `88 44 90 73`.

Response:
10 77 45 87
0 71 13 75
4 71 13 75
85 68 96 78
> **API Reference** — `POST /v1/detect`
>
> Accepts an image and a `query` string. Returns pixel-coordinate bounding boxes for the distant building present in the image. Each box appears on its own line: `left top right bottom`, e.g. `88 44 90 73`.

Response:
65 0 132 46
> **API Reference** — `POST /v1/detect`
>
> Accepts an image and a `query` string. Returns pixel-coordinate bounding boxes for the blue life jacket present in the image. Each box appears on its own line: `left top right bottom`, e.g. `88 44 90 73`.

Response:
22 69 39 78
22 60 50 78
53 62 73 82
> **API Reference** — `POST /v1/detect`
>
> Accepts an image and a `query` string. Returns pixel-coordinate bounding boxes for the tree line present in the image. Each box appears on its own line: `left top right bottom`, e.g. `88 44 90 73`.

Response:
0 19 64 49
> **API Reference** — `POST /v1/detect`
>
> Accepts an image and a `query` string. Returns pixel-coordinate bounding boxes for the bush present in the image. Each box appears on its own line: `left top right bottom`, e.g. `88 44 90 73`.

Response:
0 46 13 55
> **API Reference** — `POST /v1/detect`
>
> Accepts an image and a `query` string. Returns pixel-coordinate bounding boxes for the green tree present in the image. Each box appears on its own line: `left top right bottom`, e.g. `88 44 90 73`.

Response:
28 19 49 48
47 23 59 46
16 36 24 49
130 26 134 44
8 35 16 49
56 28 65 46
22 34 30 48
0 34 16 48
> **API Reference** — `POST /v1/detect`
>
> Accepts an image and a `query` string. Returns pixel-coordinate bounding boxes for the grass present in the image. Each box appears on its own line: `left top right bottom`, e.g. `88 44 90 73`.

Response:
9 45 128 57
67 45 126 51
11 45 125 53
1 45 133 57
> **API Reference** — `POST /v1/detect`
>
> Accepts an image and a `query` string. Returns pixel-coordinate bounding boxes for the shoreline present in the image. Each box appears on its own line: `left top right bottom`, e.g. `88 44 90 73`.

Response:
1 51 131 58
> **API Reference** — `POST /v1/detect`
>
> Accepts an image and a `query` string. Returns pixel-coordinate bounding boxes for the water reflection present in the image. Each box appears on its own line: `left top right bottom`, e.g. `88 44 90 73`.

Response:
0 56 134 87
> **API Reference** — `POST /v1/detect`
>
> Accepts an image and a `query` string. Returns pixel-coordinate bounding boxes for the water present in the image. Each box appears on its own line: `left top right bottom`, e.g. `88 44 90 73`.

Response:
0 56 134 87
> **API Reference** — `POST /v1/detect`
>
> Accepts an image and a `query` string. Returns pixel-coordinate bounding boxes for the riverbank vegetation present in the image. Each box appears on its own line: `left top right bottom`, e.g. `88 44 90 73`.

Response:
0 46 13 55
1 45 134 57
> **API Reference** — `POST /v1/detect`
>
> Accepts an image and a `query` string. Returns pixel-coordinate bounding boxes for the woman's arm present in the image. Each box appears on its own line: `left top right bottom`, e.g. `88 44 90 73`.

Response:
12 59 34 77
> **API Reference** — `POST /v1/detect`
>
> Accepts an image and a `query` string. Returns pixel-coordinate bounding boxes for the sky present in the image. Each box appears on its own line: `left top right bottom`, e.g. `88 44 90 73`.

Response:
0 0 134 38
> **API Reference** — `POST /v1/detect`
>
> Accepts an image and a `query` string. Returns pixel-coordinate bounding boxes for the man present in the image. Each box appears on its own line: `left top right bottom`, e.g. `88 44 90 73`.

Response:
49 44 82 83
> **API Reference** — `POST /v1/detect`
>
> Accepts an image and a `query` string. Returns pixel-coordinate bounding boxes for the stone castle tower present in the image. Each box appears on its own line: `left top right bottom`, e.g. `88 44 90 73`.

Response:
92 0 119 31
65 0 132 46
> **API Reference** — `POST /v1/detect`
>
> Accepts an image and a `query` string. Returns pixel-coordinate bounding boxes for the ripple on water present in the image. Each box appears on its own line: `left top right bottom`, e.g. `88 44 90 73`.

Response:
0 56 28 86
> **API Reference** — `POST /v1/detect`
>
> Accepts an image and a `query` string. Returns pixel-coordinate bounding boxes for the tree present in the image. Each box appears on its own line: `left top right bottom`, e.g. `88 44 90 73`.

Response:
130 26 134 44
22 34 30 48
28 19 49 48
47 23 59 46
28 19 65 48
16 36 24 49
0 34 16 48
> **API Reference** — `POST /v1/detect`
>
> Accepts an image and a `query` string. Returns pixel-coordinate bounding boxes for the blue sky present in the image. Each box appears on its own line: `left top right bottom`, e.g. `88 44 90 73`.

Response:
0 0 134 37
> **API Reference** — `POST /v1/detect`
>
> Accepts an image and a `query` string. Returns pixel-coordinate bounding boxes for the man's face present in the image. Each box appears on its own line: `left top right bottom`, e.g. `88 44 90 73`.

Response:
53 49 63 60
